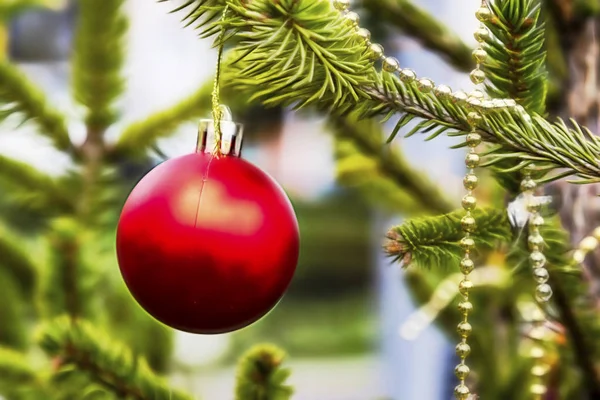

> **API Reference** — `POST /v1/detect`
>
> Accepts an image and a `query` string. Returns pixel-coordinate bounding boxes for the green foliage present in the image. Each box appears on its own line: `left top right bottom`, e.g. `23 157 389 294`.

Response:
38 316 192 400
362 0 474 71
331 114 454 215
168 0 600 184
385 207 511 268
72 0 127 129
0 62 70 150
0 225 37 298
0 154 73 215
115 81 212 158
0 346 45 399
481 0 549 192
41 218 96 319
483 0 548 115
0 268 29 349
234 344 293 400
174 0 376 110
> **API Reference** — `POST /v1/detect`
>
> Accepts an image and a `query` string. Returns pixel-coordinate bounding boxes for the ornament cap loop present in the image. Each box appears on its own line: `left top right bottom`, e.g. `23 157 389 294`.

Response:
197 105 244 157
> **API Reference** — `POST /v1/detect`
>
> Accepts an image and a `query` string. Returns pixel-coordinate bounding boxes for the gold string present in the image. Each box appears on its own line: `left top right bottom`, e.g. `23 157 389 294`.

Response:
211 5 229 156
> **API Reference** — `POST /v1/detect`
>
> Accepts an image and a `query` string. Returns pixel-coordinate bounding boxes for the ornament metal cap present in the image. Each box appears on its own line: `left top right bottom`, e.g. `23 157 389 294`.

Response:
197 105 244 157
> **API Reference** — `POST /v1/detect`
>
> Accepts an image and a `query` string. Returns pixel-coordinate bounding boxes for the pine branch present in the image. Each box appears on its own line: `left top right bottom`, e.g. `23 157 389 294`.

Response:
0 62 70 150
384 207 511 268
331 114 454 214
361 0 474 72
234 344 293 400
0 269 28 349
0 154 73 213
72 0 127 130
42 218 91 319
0 226 37 298
38 316 193 400
0 346 44 398
168 1 600 183
114 82 212 159
483 0 548 115
170 0 375 109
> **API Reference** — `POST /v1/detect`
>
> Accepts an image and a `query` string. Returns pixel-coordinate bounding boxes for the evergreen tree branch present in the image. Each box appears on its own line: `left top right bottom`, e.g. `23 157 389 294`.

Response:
483 0 548 115
72 0 127 130
38 316 193 400
384 207 511 268
0 154 73 213
0 226 37 298
114 82 212 159
234 344 293 400
169 0 600 183
330 114 454 214
361 0 474 72
478 0 549 192
0 62 70 150
0 346 44 397
0 269 28 350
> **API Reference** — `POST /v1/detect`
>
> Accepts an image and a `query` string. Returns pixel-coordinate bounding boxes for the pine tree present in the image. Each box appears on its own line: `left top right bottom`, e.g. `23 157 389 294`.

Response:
1 0 600 399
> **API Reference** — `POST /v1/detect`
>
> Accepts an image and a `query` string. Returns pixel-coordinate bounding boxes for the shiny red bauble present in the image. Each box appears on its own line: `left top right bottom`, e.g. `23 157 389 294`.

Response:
116 152 299 334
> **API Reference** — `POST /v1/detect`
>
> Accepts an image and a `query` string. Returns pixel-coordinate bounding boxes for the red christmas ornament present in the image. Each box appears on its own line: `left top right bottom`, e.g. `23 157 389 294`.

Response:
116 112 299 334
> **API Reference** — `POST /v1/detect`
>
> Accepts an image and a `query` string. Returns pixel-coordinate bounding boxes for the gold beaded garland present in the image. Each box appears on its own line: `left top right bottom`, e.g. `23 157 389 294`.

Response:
326 2 522 399
520 163 553 399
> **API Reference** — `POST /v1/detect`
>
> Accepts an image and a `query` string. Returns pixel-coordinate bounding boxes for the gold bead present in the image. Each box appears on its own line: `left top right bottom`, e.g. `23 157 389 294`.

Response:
467 112 482 125
533 267 549 284
462 195 477 211
460 236 475 251
580 236 599 252
452 91 468 103
434 84 452 99
531 215 544 227
530 345 546 359
417 78 434 93
529 325 548 341
399 68 416 83
521 178 537 192
345 11 360 27
531 364 549 377
470 69 486 84
472 48 487 63
368 43 384 60
475 6 493 21
469 89 484 99
333 0 350 11
455 364 470 380
463 174 478 190
382 57 400 72
535 283 553 302
474 27 490 42
459 279 473 295
454 384 470 400
461 215 476 232
465 133 482 147
467 97 482 108
530 384 548 395
528 233 544 250
460 257 475 274
357 28 371 41
457 322 473 337
455 342 471 358
458 300 473 315
465 153 480 168
530 251 546 268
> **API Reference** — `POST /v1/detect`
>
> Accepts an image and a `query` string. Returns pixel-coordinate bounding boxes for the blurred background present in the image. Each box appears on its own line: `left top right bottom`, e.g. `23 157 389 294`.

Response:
0 0 483 399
